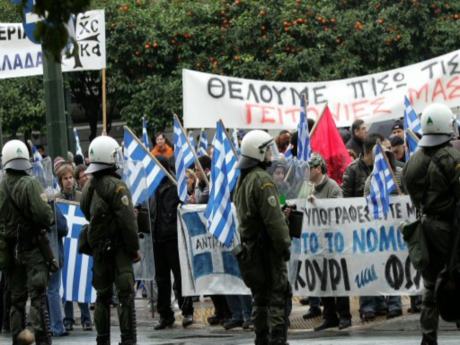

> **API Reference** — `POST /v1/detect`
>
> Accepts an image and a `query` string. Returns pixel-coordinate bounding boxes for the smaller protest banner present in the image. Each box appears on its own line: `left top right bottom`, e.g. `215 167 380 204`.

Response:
178 204 250 296
0 9 106 79
290 195 422 297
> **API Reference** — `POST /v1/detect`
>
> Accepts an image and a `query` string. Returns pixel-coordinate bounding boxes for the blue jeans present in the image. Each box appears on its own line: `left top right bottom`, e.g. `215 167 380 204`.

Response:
225 295 252 322
360 296 402 313
63 301 92 325
47 269 65 335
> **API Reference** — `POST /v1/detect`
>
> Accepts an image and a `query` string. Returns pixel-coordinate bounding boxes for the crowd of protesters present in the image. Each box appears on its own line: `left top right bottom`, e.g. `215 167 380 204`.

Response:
0 116 438 339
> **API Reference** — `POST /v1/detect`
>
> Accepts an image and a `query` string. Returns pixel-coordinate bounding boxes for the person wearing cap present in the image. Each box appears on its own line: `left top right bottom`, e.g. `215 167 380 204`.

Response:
80 136 139 345
391 119 404 139
0 140 54 345
390 135 406 167
402 103 460 345
304 154 352 331
234 130 291 345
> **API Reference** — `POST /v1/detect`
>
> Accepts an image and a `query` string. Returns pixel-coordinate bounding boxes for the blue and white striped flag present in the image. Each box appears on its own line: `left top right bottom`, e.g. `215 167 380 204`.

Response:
57 201 96 303
73 128 84 157
174 117 195 202
205 121 237 247
188 131 196 153
123 127 166 205
142 117 151 150
367 144 396 220
404 96 422 135
198 129 208 156
231 129 240 155
297 96 311 161
406 130 419 158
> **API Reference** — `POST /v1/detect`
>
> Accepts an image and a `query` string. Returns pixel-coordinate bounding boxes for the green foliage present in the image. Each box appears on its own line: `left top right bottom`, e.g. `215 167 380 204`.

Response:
102 0 460 132
1 0 460 136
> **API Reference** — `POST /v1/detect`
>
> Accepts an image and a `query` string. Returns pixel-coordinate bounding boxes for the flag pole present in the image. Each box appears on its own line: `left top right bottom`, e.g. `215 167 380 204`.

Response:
124 126 177 186
377 142 402 195
218 119 239 158
406 128 419 143
173 114 209 187
102 68 107 135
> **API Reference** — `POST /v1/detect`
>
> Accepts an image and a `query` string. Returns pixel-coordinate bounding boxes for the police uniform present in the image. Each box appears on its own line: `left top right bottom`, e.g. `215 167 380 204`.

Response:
81 173 139 345
234 166 291 345
402 103 460 345
0 172 54 345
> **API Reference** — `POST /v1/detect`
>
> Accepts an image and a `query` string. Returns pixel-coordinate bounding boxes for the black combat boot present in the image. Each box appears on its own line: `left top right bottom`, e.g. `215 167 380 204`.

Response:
96 334 110 345
269 327 288 345
421 332 437 345
255 330 269 345
34 332 51 345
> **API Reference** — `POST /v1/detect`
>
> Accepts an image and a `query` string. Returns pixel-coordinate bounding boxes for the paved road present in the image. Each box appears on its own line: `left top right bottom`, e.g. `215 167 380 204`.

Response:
1 298 458 344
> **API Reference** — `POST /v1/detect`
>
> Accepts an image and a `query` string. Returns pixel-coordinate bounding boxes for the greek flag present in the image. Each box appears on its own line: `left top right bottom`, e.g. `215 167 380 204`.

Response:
403 96 422 135
57 201 96 303
198 129 208 156
367 144 396 220
205 121 237 247
31 144 42 162
73 128 84 157
189 131 196 152
297 96 311 161
123 128 166 205
142 117 151 150
174 117 195 202
406 130 419 158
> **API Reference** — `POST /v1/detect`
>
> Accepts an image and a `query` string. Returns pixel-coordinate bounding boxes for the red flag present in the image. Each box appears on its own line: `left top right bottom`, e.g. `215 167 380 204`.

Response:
311 105 352 185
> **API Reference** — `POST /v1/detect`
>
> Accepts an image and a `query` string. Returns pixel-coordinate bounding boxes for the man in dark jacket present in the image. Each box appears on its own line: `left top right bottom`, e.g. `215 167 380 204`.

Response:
342 133 383 198
150 156 194 330
346 119 368 157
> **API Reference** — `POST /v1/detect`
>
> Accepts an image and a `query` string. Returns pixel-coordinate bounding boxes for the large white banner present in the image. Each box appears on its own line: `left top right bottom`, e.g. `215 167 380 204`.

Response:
0 10 106 79
183 49 460 128
178 204 250 296
290 196 422 297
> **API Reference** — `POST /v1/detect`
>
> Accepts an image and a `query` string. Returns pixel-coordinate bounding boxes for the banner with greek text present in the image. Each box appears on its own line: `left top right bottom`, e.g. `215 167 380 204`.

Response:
178 204 250 296
183 49 460 128
290 195 422 297
0 10 106 79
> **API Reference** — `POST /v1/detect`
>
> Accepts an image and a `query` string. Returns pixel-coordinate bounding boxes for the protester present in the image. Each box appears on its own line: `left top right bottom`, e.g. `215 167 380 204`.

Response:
363 148 403 320
390 135 406 166
402 103 460 345
271 161 291 199
55 163 93 332
305 154 352 331
81 136 139 345
275 130 291 155
342 133 382 322
391 119 404 139
234 130 291 345
74 164 89 190
151 133 174 159
185 169 197 199
346 119 368 157
223 295 253 330
150 156 194 330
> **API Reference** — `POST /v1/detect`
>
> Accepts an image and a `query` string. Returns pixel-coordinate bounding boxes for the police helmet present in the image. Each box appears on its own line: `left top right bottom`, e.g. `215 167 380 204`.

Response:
1 140 32 171
238 130 273 169
86 136 122 174
419 103 455 147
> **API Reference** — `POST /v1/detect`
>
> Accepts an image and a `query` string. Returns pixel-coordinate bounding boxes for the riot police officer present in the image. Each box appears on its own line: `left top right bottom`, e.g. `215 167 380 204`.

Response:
0 140 54 345
80 136 139 345
402 103 460 345
234 130 291 345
